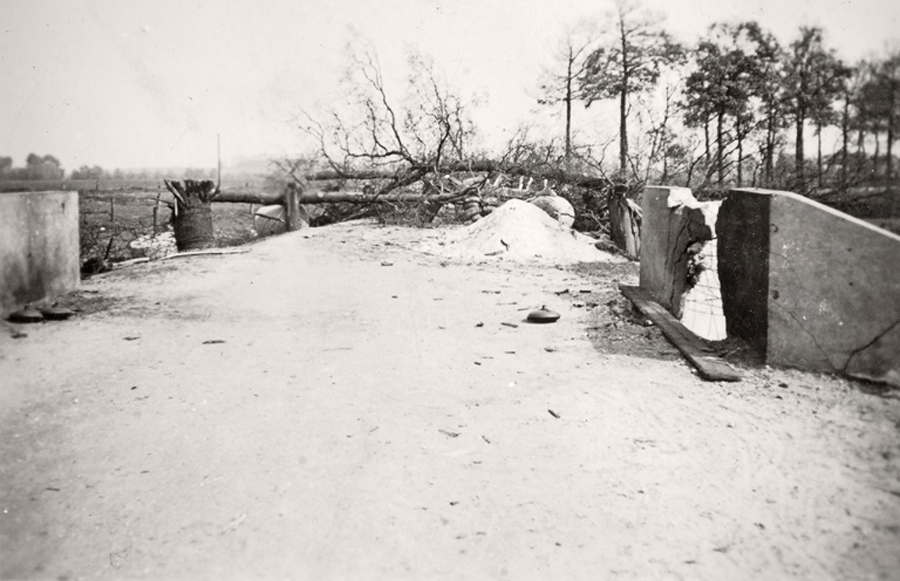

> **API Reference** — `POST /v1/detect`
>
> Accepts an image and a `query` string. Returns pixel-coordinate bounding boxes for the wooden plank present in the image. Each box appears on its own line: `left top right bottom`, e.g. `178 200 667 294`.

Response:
620 285 742 382
162 248 250 260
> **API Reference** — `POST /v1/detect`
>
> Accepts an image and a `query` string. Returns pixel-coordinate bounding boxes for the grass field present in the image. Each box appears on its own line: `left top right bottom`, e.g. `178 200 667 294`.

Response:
0 176 267 194
0 176 268 264
75 181 269 264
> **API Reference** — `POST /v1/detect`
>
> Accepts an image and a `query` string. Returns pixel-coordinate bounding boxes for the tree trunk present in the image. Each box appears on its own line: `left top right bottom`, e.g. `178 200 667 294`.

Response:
817 122 824 189
840 99 850 187
716 110 725 187
661 151 669 184
607 185 640 259
764 116 774 187
618 20 629 177
874 131 881 183
165 179 217 251
173 205 214 251
795 110 806 194
619 85 628 176
736 117 743 187
565 49 573 171
887 110 895 184
704 116 711 164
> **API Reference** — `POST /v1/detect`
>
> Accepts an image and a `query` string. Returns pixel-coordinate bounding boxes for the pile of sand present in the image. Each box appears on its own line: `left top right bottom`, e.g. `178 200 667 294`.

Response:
420 199 622 264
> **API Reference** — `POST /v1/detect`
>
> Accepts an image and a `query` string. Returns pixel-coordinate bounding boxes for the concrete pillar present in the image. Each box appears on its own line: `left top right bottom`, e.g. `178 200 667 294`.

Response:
0 191 80 315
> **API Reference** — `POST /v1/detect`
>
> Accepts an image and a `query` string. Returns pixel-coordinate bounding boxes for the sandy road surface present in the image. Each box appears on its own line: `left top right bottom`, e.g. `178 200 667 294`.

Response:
2 222 899 580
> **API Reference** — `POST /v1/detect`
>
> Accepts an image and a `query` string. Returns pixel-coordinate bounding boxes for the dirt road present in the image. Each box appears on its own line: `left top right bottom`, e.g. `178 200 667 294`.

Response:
2 222 899 580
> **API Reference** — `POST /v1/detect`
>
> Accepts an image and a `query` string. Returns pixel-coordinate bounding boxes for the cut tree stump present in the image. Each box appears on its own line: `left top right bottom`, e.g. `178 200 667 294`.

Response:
608 184 641 259
620 284 741 382
165 179 218 251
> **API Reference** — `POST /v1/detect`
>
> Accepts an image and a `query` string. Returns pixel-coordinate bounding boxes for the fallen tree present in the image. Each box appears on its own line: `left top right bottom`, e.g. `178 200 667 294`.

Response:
272 41 641 252
288 161 614 189
215 162 642 256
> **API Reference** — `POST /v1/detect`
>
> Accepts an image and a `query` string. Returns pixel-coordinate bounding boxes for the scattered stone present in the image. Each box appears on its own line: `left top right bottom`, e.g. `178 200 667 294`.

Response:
40 306 74 321
129 231 177 260
8 306 43 323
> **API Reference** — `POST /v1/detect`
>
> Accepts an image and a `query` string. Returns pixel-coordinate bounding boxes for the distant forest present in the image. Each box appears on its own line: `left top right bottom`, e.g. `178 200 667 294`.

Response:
531 17 899 195
0 154 218 182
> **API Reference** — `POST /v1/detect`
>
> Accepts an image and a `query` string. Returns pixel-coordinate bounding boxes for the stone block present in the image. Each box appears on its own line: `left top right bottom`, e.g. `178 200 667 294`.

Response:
0 191 80 315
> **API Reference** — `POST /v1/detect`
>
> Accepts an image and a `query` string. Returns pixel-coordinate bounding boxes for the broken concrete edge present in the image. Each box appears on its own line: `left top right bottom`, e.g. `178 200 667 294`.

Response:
733 188 900 242
640 186 718 319
619 284 741 382
664 186 701 210
719 188 900 389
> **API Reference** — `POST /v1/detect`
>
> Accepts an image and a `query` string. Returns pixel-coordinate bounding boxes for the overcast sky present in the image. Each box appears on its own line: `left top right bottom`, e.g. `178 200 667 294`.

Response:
1 0 897 172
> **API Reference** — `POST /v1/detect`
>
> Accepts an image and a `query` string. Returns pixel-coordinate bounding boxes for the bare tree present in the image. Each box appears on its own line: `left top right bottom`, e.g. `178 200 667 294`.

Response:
297 41 480 196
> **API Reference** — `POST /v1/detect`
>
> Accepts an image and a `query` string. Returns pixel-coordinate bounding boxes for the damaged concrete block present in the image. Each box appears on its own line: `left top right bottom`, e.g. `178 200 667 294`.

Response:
718 188 900 387
640 187 717 318
1 191 80 316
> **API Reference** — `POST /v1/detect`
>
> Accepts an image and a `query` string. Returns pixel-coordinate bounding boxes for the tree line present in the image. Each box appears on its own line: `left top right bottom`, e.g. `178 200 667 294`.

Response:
0 155 219 182
538 1 899 196
294 3 896 211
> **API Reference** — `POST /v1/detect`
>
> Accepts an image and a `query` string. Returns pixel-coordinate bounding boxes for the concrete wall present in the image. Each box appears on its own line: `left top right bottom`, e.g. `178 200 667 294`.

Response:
640 186 716 317
718 189 900 387
0 191 80 315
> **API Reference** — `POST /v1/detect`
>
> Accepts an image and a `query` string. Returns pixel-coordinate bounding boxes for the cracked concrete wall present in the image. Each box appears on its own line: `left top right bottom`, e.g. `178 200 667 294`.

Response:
640 186 716 318
719 188 900 387
0 191 80 316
